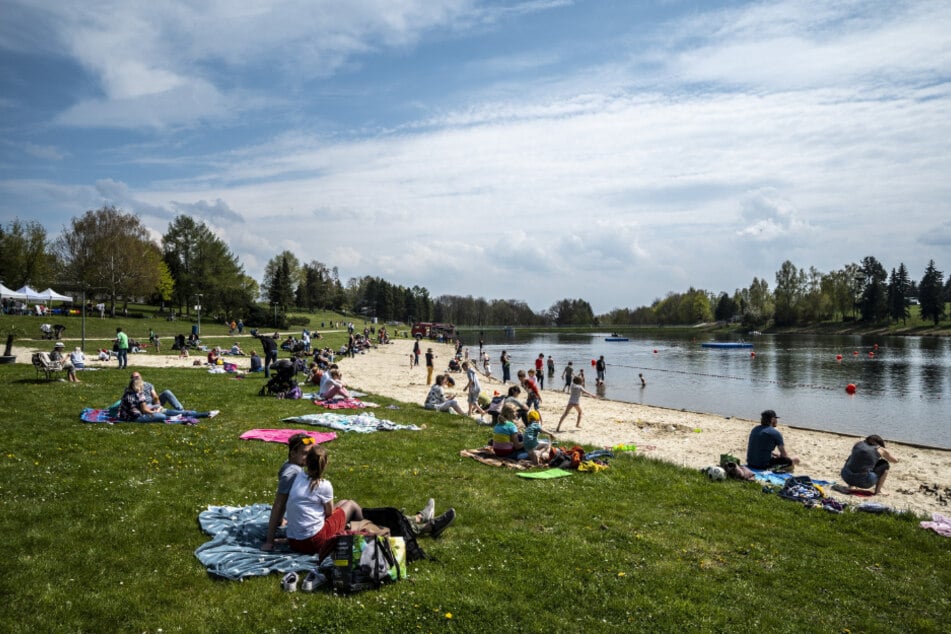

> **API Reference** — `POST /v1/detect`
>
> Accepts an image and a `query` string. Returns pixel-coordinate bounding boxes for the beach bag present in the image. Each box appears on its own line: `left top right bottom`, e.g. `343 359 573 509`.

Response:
332 533 402 593
362 507 427 564
778 475 824 505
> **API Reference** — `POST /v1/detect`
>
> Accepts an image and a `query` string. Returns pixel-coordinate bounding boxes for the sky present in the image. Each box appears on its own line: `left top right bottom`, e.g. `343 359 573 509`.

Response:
1 0 949 314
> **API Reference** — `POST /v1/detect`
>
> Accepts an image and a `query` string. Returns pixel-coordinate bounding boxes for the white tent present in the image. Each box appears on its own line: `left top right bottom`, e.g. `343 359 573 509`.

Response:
0 282 28 300
16 285 43 301
39 288 73 302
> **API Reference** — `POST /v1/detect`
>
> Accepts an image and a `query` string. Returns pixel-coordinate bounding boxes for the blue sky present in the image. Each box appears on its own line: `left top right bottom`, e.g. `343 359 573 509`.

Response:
1 0 949 313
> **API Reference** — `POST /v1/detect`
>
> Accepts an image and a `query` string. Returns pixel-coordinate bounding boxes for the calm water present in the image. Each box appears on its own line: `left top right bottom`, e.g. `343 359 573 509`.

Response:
473 331 951 449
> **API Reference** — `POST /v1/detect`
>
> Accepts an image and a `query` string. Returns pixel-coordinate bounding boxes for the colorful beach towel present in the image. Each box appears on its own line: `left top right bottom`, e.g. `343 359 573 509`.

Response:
239 429 338 444
79 407 197 425
459 448 534 470
282 412 421 433
313 398 379 409
195 504 320 580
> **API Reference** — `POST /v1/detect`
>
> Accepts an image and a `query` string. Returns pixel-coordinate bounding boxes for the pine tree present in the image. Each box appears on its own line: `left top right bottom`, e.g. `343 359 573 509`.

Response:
919 260 945 325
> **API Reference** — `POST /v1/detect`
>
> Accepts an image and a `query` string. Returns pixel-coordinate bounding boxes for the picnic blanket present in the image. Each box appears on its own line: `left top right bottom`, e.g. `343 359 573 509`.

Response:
282 412 421 433
194 504 320 580
79 407 197 425
749 468 833 488
239 429 338 444
313 398 379 409
459 448 534 470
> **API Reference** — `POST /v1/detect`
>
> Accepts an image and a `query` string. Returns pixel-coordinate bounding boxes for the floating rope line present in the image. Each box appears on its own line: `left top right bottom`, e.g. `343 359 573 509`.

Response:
607 362 853 393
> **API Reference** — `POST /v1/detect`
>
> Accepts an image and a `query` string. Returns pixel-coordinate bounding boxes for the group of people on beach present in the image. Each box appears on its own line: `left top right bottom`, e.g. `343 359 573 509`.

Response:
747 408 898 495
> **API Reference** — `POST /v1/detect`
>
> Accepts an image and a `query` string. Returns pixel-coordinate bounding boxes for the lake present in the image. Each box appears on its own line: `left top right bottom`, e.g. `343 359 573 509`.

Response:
473 331 951 449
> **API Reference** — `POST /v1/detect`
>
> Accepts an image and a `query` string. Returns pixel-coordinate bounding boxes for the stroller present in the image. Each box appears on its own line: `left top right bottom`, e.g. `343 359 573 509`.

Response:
258 359 299 398
39 324 66 340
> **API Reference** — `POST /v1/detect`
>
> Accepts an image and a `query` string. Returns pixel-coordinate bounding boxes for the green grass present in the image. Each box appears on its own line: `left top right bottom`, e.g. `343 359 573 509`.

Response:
0 358 949 633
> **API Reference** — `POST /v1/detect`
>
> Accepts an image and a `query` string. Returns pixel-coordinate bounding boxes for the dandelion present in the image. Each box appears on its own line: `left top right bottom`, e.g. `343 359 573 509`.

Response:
445 613 452 619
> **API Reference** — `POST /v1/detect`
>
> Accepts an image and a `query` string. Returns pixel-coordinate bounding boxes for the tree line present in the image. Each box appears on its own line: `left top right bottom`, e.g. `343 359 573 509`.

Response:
1 208 947 328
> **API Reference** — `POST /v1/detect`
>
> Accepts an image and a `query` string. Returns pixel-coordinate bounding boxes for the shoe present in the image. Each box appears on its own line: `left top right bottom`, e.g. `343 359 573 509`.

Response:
281 571 299 592
418 498 435 524
208 410 220 418
429 508 456 539
301 569 326 592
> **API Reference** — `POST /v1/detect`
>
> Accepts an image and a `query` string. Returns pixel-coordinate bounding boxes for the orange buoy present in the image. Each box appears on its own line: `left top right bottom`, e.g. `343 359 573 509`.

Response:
750 351 756 357
868 351 875 358
653 349 658 354
874 344 879 350
846 383 857 394
591 359 596 366
836 354 843 361
853 351 859 356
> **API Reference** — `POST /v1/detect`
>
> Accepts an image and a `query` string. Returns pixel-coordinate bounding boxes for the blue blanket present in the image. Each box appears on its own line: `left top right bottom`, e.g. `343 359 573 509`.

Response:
749 469 833 487
195 504 320 580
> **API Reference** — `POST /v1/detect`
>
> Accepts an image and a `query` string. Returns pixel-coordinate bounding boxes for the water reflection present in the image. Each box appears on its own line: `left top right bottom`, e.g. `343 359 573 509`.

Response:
473 330 951 448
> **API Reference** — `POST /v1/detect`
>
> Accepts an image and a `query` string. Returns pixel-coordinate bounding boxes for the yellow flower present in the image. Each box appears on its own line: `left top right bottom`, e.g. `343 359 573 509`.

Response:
445 613 453 619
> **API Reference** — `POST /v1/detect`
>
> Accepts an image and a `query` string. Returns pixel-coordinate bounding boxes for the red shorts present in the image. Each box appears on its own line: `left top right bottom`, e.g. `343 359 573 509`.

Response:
289 507 347 558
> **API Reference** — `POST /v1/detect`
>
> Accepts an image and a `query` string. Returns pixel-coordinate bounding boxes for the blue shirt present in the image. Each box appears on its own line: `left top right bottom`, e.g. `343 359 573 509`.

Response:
747 425 784 468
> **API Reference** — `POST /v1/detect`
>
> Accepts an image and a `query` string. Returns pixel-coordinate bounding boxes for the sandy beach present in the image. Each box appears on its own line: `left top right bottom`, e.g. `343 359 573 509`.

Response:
16 338 949 517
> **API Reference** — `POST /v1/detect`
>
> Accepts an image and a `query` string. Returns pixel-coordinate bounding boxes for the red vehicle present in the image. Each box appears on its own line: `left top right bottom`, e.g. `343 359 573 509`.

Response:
411 322 456 339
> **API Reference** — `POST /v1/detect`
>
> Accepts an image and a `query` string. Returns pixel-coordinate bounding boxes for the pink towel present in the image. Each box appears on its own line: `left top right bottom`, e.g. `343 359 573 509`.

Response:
239 429 337 444
920 513 951 538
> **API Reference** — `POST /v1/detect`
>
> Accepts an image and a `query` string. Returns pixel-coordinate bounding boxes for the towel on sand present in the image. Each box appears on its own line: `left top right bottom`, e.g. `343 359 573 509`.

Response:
194 504 320 580
239 429 338 444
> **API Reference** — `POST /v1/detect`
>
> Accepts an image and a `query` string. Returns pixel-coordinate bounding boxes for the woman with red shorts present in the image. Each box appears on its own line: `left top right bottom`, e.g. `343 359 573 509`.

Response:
285 444 363 558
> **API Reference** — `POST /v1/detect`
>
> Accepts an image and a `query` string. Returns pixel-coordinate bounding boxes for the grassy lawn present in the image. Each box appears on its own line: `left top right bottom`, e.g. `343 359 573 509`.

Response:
0 340 949 632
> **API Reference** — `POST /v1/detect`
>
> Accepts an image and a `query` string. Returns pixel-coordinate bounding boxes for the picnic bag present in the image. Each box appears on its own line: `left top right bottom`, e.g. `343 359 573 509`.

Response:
332 533 402 593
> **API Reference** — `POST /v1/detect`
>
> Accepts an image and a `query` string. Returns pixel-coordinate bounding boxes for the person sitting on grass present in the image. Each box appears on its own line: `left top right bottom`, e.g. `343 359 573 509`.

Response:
229 342 245 355
249 350 262 372
555 375 600 432
491 404 523 458
117 376 218 423
839 435 899 496
424 374 465 414
501 385 531 425
262 435 454 552
285 444 365 559
318 368 351 400
262 433 316 551
520 409 555 464
746 409 800 472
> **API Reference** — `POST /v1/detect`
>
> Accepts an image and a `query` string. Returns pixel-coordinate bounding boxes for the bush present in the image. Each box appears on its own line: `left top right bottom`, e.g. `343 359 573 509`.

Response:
287 315 310 327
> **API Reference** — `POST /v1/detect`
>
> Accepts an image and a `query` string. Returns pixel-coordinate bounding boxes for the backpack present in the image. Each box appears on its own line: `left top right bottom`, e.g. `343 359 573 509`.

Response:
332 531 408 594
